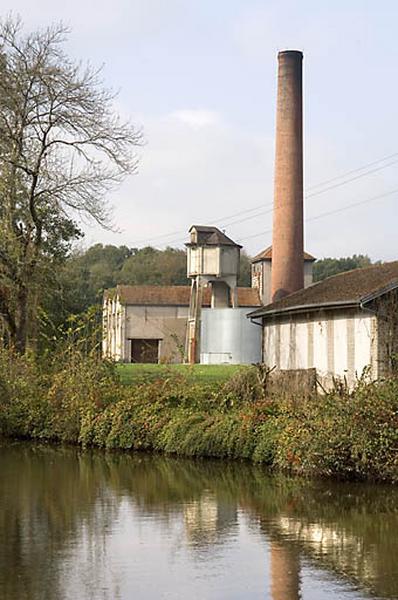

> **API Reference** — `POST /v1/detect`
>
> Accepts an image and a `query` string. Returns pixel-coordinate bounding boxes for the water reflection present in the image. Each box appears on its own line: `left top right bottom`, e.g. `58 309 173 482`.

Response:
0 441 397 600
270 542 300 600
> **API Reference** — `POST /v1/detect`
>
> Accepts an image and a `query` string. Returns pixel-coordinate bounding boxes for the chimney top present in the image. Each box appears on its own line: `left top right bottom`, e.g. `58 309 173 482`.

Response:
278 49 303 58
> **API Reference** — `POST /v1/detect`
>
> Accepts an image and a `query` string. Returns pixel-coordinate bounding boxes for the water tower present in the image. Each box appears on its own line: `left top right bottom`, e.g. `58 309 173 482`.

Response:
185 225 241 363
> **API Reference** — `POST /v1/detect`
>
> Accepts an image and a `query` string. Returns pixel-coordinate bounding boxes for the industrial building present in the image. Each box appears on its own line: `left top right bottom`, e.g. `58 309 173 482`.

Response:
102 249 262 365
103 48 398 386
249 262 398 387
103 51 311 367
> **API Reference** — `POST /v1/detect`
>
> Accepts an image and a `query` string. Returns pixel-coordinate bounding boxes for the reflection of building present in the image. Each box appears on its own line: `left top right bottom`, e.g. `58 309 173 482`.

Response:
183 494 237 547
270 542 300 600
258 510 394 600
274 515 377 589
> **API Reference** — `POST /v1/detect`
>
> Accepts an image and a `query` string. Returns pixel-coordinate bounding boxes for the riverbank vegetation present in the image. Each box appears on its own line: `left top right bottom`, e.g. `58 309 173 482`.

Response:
0 348 397 483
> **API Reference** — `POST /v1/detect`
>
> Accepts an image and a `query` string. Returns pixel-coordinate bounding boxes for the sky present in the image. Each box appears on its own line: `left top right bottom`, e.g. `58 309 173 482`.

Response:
5 0 398 260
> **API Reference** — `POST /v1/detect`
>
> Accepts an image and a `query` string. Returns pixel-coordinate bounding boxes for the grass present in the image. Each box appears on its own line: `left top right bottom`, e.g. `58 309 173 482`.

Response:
117 363 244 385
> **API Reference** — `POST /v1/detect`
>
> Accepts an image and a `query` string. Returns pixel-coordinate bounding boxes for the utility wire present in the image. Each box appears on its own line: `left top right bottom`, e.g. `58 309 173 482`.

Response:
308 151 398 189
199 157 398 236
221 157 398 230
130 203 269 246
164 169 398 247
131 151 398 247
237 187 398 243
306 158 398 199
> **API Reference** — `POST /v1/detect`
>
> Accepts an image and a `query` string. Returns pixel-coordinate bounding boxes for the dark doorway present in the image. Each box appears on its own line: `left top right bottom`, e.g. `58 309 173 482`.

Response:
130 339 160 363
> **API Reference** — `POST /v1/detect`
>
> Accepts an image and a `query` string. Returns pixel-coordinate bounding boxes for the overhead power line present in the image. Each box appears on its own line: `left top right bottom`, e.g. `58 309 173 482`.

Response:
237 187 398 243
131 150 398 247
306 158 398 199
222 156 398 230
130 203 269 246
308 151 398 190
165 170 398 247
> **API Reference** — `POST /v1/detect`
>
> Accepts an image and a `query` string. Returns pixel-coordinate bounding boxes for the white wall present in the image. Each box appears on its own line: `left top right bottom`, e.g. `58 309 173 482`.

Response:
262 309 378 388
102 296 125 362
186 246 219 276
187 246 239 278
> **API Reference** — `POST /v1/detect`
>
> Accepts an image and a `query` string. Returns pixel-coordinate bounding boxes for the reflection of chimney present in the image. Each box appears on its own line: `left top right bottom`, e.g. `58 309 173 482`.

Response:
270 542 300 600
271 50 304 302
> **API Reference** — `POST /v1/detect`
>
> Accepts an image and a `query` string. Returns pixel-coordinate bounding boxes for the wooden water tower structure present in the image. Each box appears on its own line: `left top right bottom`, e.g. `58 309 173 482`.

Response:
185 225 241 364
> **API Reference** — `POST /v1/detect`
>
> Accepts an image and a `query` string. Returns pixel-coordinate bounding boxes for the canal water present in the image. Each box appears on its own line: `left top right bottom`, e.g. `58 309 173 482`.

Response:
0 442 397 600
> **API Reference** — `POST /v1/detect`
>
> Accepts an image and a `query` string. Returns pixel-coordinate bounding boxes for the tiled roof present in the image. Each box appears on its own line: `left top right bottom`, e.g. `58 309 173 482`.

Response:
107 285 261 308
249 261 398 318
187 225 241 247
252 246 316 263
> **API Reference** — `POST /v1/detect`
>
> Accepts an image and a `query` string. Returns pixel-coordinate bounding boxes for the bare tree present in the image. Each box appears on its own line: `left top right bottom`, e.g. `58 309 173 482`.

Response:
0 17 142 352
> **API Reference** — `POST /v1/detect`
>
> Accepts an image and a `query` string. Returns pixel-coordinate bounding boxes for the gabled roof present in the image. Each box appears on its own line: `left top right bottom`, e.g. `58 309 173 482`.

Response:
187 225 241 248
106 285 261 308
248 261 398 319
252 245 316 263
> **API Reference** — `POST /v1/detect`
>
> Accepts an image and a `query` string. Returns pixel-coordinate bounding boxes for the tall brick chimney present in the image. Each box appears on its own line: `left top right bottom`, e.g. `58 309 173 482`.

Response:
271 50 304 302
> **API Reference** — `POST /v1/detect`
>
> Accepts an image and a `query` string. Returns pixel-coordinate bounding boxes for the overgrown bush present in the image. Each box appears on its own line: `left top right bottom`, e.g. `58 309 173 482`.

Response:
274 378 398 481
0 351 397 482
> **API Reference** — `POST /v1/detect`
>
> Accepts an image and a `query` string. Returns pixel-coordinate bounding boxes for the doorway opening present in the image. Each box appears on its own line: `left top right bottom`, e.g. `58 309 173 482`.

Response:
130 339 160 363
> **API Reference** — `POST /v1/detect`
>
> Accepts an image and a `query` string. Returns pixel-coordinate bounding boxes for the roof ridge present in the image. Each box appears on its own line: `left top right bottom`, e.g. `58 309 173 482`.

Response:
252 246 316 262
110 284 261 308
249 260 398 318
116 283 256 290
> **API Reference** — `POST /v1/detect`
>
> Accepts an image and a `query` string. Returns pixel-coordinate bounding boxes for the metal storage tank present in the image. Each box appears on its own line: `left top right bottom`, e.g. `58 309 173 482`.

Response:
200 308 262 364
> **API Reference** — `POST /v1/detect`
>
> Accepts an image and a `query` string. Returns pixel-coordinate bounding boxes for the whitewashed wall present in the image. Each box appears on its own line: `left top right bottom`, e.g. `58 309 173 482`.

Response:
187 246 239 278
102 296 125 362
263 309 378 388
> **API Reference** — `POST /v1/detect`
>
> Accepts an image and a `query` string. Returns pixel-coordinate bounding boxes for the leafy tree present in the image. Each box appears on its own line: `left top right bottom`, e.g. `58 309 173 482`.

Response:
313 255 374 282
41 244 132 333
119 247 188 286
0 18 141 352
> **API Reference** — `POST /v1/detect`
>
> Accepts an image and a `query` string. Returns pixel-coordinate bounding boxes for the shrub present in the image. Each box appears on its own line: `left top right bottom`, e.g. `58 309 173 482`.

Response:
0 349 397 482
